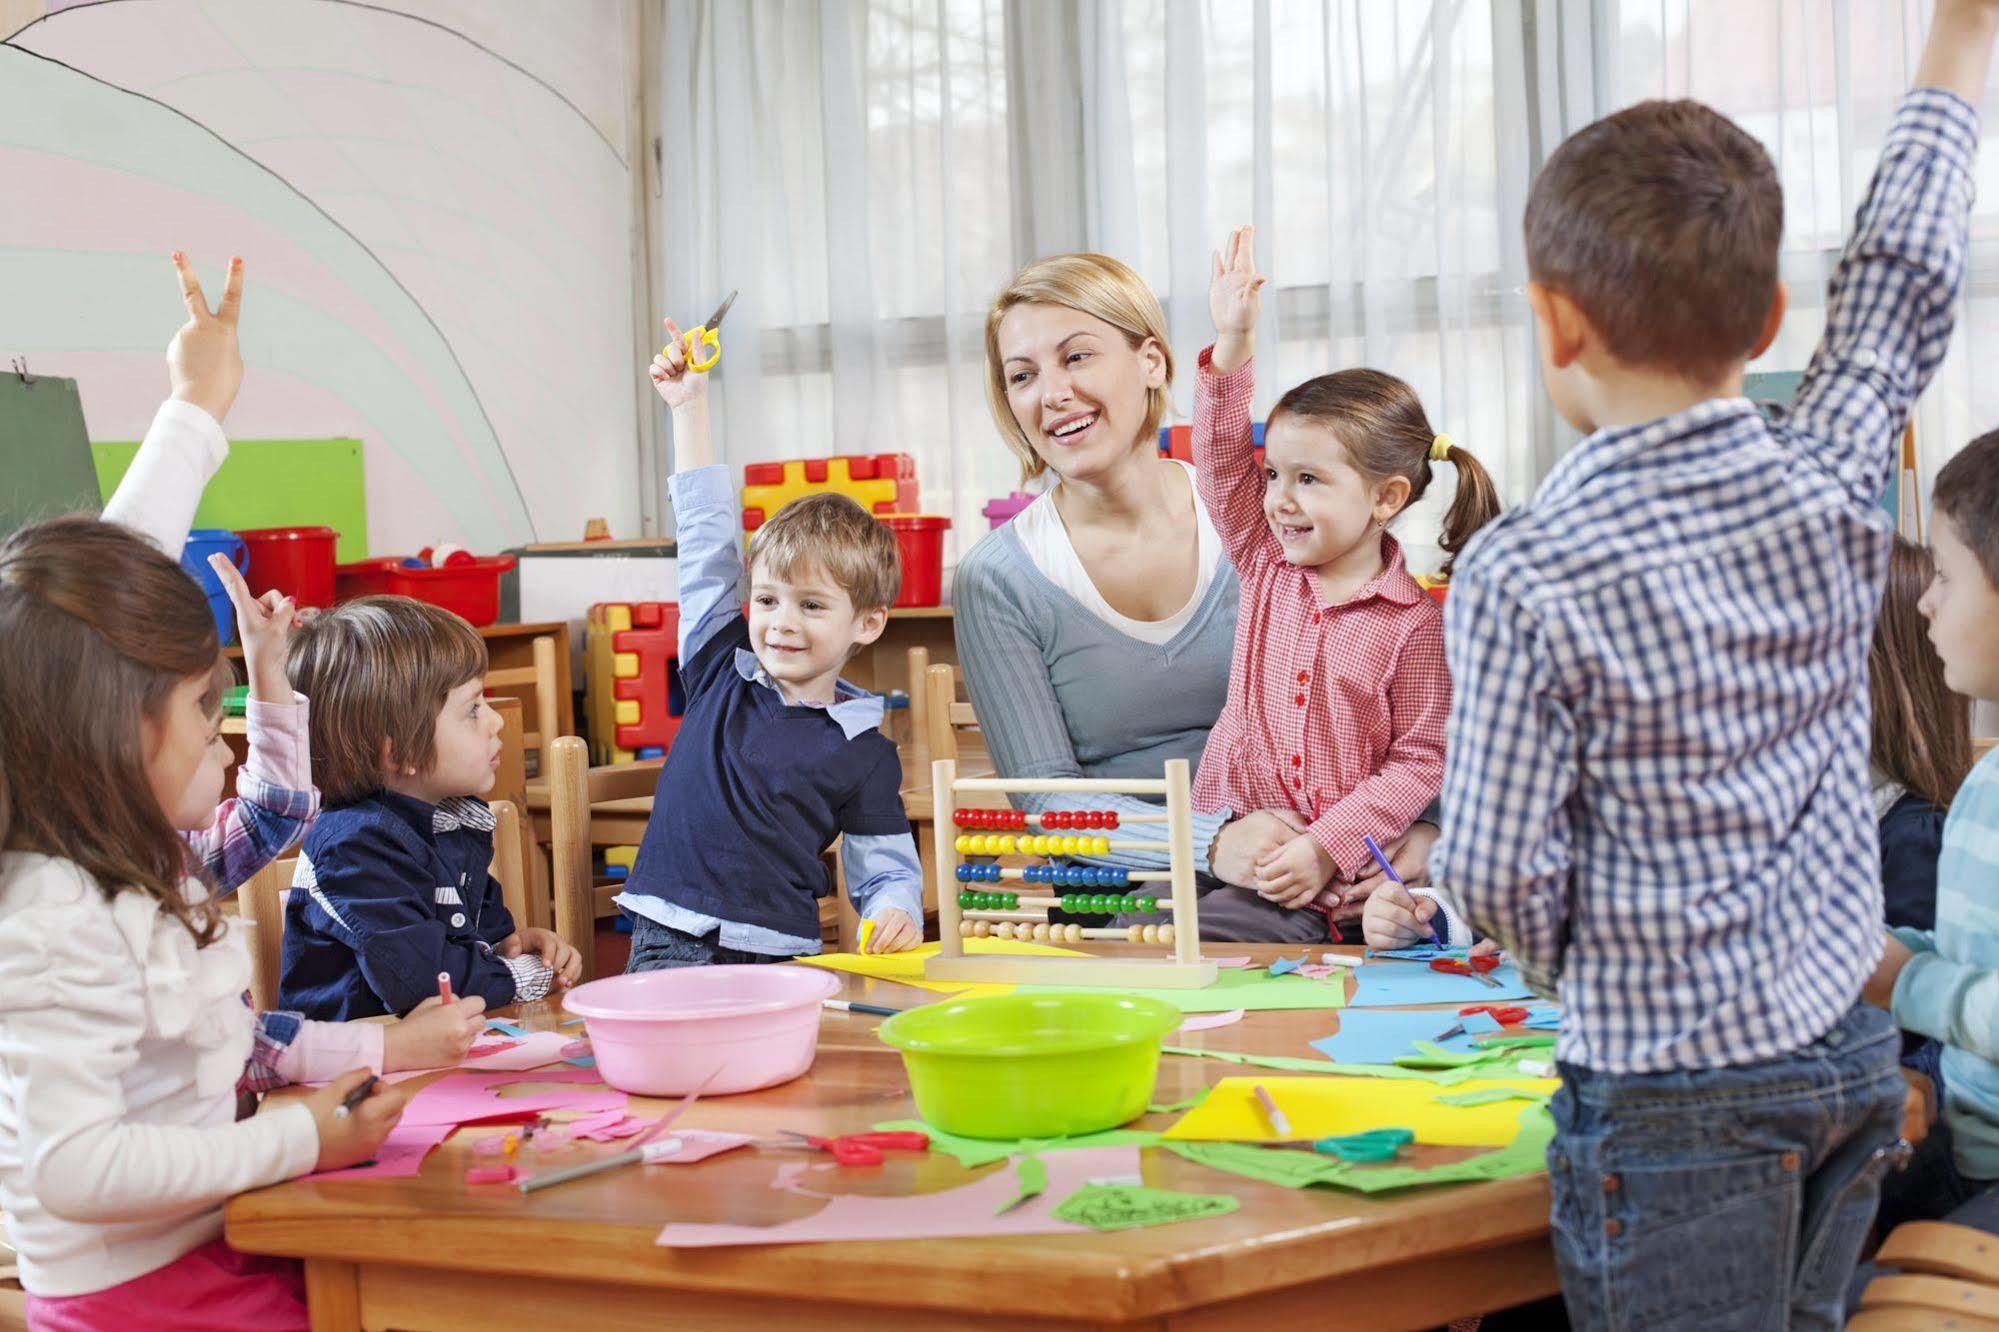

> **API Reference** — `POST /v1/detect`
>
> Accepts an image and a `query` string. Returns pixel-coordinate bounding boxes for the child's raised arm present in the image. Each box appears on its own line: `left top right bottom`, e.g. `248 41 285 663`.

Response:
1209 224 1265 377
650 315 740 668
1194 225 1276 568
651 316 713 473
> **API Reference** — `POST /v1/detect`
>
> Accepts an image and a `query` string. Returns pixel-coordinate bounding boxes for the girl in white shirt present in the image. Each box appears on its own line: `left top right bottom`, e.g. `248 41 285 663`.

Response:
0 256 480 1331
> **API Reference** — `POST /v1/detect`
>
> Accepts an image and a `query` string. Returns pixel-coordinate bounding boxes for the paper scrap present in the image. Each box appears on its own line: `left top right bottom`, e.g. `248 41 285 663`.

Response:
1461 1011 1504 1036
790 937 1085 995
999 1154 1047 1213
1164 1140 1348 1188
1267 955 1306 977
857 918 876 952
1166 1106 1555 1194
1206 955 1254 969
1436 1087 1547 1107
1148 1092 1209 1114
309 1120 457 1181
657 1146 1143 1246
1162 1044 1482 1086
1021 968 1347 1014
484 1018 529 1038
1175 1008 1245 1035
1523 1006 1562 1030
871 1119 1161 1170
1050 1183 1239 1232
1162 1075 1560 1147
399 1067 626 1128
1309 1011 1486 1066
464 1164 516 1184
1347 960 1535 1008
646 1129 756 1164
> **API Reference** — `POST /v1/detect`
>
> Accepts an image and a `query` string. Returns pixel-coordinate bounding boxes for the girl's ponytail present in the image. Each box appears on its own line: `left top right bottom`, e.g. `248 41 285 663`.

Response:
1431 436 1502 578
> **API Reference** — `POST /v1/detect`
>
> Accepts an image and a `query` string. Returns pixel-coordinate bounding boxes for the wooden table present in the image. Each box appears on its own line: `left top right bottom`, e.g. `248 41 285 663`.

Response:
226 945 1557 1330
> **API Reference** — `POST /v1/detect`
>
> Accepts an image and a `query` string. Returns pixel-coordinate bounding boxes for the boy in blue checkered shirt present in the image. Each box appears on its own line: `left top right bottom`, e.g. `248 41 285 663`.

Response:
1429 5 1999 1326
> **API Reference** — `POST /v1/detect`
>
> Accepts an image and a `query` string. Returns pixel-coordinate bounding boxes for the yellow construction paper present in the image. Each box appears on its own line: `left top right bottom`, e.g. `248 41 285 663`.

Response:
1162 1075 1561 1148
857 918 876 952
791 937 1087 995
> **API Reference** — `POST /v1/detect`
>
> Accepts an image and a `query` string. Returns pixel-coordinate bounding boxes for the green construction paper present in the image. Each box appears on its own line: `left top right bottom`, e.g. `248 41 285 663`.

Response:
1020 968 1346 1013
1437 1087 1548 1107
1051 1183 1240 1232
1162 1045 1477 1085
1164 1140 1350 1188
1481 1033 1558 1051
1148 1093 1209 1114
872 1119 1162 1170
92 438 370 561
1165 1106 1554 1194
1000 1154 1048 1213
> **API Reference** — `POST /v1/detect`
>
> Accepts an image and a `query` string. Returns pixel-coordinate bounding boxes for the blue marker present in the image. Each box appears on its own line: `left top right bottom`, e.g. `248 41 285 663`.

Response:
1363 834 1442 948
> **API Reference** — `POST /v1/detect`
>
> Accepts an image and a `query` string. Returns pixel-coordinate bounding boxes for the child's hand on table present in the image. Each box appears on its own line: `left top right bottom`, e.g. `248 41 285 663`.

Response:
1361 881 1436 949
1253 833 1335 909
383 994 488 1072
305 1068 411 1173
648 317 709 411
167 251 245 425
1209 223 1266 375
864 908 920 954
501 928 584 987
209 552 295 703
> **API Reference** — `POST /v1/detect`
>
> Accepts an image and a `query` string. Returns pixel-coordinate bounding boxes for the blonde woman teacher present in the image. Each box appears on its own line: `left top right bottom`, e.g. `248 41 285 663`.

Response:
953 253 1437 941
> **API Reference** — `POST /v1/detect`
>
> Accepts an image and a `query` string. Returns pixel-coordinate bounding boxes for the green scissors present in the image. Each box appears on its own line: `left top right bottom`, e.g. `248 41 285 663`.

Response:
1275 1127 1414 1163
669 290 737 373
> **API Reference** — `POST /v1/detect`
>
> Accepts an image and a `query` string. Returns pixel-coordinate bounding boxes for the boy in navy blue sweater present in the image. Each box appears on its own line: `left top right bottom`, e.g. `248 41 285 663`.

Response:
281 597 582 1018
616 315 923 969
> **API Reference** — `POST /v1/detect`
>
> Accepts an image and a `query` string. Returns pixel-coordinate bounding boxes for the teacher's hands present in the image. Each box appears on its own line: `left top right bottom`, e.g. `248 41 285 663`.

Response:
1207 808 1307 886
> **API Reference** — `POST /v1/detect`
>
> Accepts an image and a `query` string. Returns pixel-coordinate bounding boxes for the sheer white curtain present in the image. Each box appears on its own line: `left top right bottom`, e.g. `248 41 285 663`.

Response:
652 1 1996 575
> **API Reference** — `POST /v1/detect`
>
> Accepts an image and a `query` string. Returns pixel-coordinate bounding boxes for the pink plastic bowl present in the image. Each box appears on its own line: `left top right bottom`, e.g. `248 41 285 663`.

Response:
561 965 840 1096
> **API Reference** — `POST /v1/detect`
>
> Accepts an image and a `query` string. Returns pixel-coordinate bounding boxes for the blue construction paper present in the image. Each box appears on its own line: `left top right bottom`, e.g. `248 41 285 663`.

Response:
1522 1006 1561 1030
1461 1011 1503 1035
562 1055 597 1069
1267 955 1307 976
1366 945 1454 962
1308 1010 1483 1065
484 1018 529 1038
1347 960 1535 1008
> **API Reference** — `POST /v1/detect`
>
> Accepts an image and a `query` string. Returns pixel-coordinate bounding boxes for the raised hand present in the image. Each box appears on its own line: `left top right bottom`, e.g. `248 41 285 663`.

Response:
167 252 245 424
1209 225 1266 375
208 550 294 703
647 316 708 412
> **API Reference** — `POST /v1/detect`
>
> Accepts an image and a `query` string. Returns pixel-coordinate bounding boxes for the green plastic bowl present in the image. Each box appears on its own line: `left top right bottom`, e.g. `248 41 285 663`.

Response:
876 992 1181 1140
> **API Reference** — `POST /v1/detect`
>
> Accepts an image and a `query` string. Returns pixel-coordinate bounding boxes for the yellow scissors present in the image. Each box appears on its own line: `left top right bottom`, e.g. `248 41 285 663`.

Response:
670 290 737 373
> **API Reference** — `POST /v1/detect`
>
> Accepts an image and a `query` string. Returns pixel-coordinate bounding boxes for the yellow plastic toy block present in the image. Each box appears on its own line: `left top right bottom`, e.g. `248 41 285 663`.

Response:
739 455 917 531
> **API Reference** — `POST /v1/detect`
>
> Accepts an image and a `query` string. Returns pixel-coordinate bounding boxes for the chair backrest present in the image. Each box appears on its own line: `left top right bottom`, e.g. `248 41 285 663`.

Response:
924 662 979 762
483 634 562 768
238 799 525 1012
905 645 930 768
548 736 663 982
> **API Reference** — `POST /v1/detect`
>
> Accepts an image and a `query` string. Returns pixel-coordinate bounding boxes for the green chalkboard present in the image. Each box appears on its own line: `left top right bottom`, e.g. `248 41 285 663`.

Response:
0 374 102 537
92 437 370 562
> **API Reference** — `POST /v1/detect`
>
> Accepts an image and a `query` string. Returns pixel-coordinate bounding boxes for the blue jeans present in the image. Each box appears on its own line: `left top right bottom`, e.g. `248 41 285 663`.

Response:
1547 1003 1905 1332
624 916 787 972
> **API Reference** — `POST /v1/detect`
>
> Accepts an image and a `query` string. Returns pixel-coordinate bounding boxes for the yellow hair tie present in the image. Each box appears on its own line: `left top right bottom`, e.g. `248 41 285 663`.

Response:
1429 434 1454 463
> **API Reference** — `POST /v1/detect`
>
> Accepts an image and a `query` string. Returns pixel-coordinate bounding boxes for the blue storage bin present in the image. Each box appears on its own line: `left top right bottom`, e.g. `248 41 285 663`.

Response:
180 528 246 646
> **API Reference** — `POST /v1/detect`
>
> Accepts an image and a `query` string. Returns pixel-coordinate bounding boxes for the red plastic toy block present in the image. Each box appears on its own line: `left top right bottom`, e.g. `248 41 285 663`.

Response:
612 602 683 753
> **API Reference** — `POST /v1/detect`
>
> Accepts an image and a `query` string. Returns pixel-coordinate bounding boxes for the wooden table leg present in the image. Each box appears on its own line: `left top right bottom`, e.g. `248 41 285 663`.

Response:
304 1258 361 1332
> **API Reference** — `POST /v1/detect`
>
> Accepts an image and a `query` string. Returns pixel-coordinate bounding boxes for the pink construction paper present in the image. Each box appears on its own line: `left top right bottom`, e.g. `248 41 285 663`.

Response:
1206 956 1254 969
647 1130 755 1164
352 1030 576 1087
308 1120 457 1181
656 1146 1141 1247
464 1164 517 1185
398 1067 627 1128
1175 1009 1246 1034
570 1112 648 1143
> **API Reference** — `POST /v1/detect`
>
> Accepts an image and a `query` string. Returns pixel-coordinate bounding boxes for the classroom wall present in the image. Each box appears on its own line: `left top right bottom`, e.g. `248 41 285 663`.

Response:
0 0 641 555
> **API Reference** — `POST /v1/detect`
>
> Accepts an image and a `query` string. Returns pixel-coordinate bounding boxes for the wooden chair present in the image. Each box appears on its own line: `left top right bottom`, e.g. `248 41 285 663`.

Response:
924 662 981 763
240 800 526 1012
905 645 930 770
547 736 662 983
1853 1222 1999 1331
484 634 561 776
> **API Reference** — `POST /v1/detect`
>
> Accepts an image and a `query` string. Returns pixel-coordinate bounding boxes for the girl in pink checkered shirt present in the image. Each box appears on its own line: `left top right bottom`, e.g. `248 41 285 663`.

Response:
1191 226 1502 939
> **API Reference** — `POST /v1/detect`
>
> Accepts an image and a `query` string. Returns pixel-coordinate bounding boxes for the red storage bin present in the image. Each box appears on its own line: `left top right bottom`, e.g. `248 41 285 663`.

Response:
334 556 401 602
879 515 950 608
387 554 517 626
239 526 339 608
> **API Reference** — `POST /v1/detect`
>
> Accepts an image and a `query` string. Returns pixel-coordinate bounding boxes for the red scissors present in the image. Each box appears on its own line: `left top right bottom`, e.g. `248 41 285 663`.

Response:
1430 954 1503 988
775 1130 929 1166
1459 1004 1530 1023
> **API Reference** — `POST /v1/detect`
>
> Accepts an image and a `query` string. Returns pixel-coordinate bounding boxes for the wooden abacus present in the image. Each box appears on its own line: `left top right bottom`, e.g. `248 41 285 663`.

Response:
925 757 1218 989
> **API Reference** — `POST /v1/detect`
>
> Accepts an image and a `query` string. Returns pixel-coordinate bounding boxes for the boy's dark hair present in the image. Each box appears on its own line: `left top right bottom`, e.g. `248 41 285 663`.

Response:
285 596 487 804
1934 429 1999 587
1525 99 1782 383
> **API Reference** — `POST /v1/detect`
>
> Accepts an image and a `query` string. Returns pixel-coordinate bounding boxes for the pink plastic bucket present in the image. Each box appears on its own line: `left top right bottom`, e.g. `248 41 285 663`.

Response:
561 965 840 1096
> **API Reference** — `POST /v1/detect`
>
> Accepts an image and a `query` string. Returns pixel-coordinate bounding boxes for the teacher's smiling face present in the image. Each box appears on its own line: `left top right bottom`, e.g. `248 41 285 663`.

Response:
996 302 1168 485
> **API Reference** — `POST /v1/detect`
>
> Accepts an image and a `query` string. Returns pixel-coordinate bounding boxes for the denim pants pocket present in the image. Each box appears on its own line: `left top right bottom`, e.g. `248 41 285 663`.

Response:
1552 1108 1799 1332
1792 1081 1906 1324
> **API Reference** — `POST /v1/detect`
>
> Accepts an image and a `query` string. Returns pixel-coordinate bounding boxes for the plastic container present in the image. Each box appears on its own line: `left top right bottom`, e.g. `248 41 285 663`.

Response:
982 493 1035 529
561 964 840 1096
876 992 1180 1139
239 526 339 609
879 514 951 608
179 528 245 645
333 556 401 603
387 553 517 626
